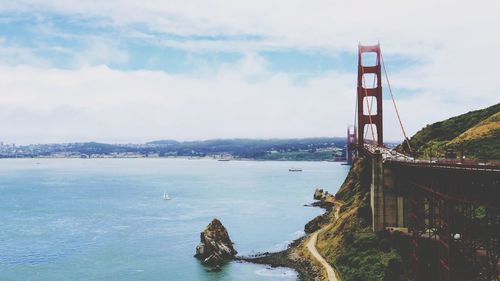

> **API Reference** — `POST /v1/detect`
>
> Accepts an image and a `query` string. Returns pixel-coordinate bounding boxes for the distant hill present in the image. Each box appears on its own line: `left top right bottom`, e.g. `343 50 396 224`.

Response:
404 103 500 160
148 138 347 160
146 140 180 145
2 138 347 160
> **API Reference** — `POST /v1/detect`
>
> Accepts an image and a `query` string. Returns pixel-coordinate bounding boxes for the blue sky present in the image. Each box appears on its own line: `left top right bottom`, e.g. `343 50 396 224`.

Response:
0 13 358 75
0 1 498 144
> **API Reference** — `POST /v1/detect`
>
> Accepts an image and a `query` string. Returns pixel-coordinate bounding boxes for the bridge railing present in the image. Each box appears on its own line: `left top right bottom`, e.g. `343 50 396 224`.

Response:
361 144 500 171
384 158 500 172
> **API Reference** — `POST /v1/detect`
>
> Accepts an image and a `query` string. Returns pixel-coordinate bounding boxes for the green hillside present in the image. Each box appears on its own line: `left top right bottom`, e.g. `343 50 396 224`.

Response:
316 158 413 281
406 103 500 160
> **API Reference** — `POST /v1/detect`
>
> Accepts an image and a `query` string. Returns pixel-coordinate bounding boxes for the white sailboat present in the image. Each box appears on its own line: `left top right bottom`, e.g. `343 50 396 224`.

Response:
163 192 171 200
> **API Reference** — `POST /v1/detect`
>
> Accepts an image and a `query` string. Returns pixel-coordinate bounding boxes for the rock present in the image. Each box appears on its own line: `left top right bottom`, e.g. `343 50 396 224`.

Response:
313 188 324 200
305 214 328 233
310 200 334 210
195 218 237 266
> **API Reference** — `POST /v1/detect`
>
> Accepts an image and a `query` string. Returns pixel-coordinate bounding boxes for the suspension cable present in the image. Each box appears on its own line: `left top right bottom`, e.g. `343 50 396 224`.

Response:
380 51 413 154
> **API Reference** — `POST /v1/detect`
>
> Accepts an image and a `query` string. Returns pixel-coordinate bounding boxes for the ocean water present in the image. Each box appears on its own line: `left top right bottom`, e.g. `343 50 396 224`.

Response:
0 158 349 281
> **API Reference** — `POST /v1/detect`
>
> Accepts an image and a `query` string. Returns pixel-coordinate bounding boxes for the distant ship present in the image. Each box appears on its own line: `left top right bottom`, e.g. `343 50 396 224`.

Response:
217 158 231 161
289 168 303 172
163 192 171 200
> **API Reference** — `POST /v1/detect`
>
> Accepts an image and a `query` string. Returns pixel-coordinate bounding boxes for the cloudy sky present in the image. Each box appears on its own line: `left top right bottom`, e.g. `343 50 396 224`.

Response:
0 1 498 144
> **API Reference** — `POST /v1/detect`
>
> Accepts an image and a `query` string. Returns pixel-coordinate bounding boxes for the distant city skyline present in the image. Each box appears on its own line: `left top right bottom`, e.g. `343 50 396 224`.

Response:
0 1 499 144
0 137 348 146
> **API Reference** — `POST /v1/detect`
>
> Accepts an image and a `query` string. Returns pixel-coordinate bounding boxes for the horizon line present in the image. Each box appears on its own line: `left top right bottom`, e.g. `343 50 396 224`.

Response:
1 136 405 146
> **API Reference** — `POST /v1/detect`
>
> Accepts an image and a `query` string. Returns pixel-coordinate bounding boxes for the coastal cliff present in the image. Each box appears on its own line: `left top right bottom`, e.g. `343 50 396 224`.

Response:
245 104 499 280
195 219 237 267
314 104 500 280
314 158 413 281
244 158 412 281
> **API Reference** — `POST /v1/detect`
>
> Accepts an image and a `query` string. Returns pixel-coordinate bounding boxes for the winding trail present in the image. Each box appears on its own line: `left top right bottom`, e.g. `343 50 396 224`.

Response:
306 228 339 281
305 196 343 281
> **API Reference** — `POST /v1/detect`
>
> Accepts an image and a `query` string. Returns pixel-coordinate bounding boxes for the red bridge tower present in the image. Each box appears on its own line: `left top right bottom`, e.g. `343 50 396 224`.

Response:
357 44 383 147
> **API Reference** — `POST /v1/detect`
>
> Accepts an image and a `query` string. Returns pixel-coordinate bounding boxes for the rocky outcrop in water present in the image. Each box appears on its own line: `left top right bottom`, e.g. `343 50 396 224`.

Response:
195 218 237 266
314 188 330 200
306 189 334 233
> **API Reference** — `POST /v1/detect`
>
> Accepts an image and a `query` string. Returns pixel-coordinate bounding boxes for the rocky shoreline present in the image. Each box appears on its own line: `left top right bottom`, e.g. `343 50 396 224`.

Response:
237 236 322 281
238 188 336 281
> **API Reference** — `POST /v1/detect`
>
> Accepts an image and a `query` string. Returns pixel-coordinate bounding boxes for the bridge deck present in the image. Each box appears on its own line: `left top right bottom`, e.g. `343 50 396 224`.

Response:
363 144 500 173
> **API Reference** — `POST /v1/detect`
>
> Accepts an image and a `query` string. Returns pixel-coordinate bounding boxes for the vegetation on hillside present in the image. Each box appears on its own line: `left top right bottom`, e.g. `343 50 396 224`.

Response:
148 138 345 160
403 103 500 160
308 104 499 281
316 159 413 281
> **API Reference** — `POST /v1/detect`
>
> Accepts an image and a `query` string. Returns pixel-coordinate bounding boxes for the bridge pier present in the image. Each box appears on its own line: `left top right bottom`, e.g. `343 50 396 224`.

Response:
370 150 384 231
370 150 404 232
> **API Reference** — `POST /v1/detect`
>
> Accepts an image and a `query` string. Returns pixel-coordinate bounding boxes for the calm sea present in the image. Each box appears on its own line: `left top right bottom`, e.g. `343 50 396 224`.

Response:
0 158 349 281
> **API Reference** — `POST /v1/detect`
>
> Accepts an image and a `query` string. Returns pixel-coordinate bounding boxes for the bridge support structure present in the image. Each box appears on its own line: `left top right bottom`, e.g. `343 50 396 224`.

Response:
363 149 500 280
357 44 383 147
384 161 500 281
370 150 403 232
370 150 385 231
351 44 499 280
346 126 357 165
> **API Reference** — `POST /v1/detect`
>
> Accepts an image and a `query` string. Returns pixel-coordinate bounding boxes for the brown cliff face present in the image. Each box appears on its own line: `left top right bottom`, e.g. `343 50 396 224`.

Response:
194 219 237 266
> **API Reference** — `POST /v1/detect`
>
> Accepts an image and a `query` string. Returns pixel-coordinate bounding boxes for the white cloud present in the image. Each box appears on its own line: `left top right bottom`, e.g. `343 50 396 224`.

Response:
0 38 50 67
0 59 354 144
2 0 496 52
75 38 129 67
0 0 498 143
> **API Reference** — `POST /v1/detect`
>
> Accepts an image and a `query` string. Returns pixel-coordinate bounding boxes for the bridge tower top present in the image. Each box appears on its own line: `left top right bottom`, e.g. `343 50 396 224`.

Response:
357 44 383 147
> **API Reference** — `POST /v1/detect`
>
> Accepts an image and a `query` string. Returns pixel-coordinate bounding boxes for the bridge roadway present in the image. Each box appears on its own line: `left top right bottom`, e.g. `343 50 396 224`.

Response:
364 143 500 211
363 143 500 173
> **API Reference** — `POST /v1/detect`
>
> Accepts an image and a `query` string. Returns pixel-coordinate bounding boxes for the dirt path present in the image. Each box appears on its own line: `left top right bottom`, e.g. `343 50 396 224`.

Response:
305 196 343 281
306 228 339 281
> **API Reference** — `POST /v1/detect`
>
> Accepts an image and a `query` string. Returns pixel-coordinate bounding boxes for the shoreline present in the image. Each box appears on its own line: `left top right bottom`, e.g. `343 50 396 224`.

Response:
237 193 336 281
236 236 321 281
0 156 346 162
